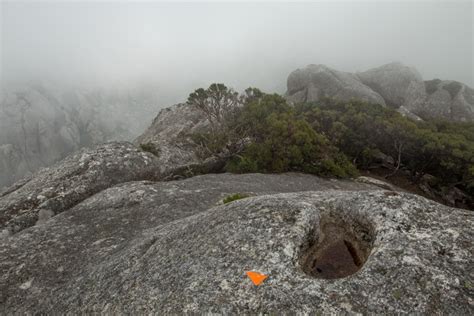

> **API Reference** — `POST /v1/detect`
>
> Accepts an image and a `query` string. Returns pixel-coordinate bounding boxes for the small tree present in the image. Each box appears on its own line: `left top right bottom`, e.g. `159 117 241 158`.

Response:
187 85 265 159
187 83 239 130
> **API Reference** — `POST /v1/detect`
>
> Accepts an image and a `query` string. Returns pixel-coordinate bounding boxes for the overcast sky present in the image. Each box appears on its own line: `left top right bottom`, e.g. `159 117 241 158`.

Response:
1 0 473 103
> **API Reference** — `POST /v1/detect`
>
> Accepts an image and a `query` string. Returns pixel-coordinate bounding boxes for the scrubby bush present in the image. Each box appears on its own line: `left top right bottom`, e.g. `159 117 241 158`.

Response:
225 94 358 177
295 98 474 197
223 193 250 204
186 84 473 200
139 142 160 157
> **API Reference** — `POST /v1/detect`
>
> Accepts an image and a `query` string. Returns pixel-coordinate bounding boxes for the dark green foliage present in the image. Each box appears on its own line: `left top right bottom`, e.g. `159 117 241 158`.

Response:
139 142 160 157
223 193 250 204
190 131 230 159
225 94 358 177
187 83 250 159
187 83 239 129
187 84 473 200
295 98 474 197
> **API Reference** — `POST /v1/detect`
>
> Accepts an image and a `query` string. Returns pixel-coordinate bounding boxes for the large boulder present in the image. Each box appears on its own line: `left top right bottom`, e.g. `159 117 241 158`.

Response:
0 141 160 237
357 62 426 109
0 173 471 314
286 64 386 105
286 63 474 122
416 79 474 121
134 102 222 178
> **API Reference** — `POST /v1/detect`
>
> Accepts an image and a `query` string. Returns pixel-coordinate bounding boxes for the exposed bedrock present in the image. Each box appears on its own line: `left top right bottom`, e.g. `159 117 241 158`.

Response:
0 173 472 314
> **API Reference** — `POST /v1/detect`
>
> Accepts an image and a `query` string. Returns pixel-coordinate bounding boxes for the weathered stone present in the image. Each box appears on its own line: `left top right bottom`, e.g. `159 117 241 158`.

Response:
134 103 222 177
355 176 399 191
286 64 386 105
0 141 160 236
286 63 474 122
357 62 426 109
0 173 471 314
397 105 423 121
416 80 474 122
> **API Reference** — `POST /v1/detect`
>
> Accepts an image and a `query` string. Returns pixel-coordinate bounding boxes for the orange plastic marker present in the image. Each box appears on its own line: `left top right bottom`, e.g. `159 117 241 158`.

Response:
246 271 268 286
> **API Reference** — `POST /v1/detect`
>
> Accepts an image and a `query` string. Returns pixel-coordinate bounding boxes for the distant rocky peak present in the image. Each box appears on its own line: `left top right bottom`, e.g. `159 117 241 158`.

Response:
286 62 474 122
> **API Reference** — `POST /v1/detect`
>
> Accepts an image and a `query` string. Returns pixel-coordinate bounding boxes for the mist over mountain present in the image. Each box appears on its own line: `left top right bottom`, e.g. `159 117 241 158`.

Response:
0 81 162 188
1 0 473 188
2 1 473 91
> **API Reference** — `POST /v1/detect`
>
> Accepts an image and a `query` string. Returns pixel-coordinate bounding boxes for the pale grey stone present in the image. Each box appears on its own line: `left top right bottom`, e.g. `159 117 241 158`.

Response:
0 174 471 314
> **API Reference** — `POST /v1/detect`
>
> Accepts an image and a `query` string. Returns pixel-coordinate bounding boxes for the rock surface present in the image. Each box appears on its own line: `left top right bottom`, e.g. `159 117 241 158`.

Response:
416 79 474 121
0 99 226 238
134 102 221 178
0 173 472 314
286 64 386 105
357 62 426 109
355 176 399 191
286 62 474 122
0 141 160 237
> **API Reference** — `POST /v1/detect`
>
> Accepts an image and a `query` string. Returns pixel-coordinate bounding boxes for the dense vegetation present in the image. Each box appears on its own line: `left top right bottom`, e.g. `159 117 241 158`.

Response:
188 85 357 178
187 84 474 204
295 99 474 196
139 142 160 157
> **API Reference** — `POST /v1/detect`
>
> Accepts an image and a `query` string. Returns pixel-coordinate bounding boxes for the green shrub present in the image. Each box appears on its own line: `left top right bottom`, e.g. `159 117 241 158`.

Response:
190 131 230 159
223 193 250 204
139 142 160 157
226 155 259 173
224 94 358 178
186 84 473 200
296 98 474 197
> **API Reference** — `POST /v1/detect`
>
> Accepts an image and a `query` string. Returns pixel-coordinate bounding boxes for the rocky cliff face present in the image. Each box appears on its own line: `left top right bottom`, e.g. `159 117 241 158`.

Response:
0 173 472 314
0 83 160 189
133 102 227 179
357 62 426 110
286 62 474 122
0 142 161 237
418 79 474 121
286 64 386 105
0 98 472 313
134 103 208 176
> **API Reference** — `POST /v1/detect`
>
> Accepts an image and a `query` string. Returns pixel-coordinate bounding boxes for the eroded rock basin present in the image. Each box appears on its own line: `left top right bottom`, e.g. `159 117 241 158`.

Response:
300 214 375 279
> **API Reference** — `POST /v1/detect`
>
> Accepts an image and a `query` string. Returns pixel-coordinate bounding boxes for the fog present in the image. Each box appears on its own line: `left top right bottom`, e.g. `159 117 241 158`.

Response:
1 0 473 105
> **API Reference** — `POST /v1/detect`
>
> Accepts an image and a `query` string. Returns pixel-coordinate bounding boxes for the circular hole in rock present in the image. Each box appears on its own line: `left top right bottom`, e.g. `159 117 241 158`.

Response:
299 214 375 279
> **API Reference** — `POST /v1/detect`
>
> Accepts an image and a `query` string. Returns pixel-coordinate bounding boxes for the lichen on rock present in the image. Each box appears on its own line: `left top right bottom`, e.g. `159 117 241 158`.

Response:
0 173 472 314
0 141 161 237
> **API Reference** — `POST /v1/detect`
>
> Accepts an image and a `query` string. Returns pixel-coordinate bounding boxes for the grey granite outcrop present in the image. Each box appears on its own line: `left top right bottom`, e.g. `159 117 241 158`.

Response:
0 173 472 314
286 62 474 122
0 141 160 237
286 64 386 105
